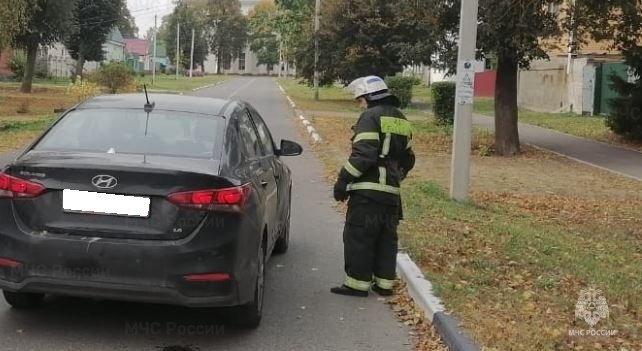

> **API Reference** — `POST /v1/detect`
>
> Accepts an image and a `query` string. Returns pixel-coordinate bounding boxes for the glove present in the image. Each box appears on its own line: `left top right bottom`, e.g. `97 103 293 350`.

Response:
333 179 349 202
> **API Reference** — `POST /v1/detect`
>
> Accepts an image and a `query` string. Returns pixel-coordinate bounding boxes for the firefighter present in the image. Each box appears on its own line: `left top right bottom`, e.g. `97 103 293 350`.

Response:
331 76 415 297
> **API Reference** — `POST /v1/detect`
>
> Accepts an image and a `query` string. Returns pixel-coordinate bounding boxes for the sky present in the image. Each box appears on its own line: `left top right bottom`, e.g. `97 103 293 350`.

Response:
127 0 176 38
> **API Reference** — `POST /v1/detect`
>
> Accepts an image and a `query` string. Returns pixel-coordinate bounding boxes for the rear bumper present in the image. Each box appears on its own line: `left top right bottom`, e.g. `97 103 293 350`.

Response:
0 207 258 308
0 277 238 308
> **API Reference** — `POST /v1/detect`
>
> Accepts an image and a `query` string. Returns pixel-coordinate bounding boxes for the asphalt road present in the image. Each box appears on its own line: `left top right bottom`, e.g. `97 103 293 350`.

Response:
0 77 411 351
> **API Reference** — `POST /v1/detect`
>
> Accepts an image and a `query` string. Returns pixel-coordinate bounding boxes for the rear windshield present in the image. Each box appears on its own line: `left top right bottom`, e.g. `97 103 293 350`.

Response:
35 109 224 159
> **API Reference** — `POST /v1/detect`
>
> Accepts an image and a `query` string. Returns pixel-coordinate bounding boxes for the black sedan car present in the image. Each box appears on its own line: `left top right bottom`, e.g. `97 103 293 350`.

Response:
0 94 302 328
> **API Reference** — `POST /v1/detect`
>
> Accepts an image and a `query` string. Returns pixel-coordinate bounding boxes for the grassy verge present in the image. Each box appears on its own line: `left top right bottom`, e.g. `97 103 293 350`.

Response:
0 77 72 88
305 113 642 351
0 117 54 153
137 74 229 92
475 98 642 151
0 85 76 153
277 78 432 117
0 86 75 118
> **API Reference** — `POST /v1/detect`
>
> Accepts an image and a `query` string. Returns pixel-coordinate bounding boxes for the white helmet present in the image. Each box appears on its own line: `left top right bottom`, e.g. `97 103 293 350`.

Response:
346 76 391 101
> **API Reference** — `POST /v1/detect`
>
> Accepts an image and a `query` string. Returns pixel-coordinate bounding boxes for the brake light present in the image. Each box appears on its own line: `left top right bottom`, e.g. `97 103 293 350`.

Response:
183 273 231 282
168 184 251 211
0 257 22 269
0 173 45 199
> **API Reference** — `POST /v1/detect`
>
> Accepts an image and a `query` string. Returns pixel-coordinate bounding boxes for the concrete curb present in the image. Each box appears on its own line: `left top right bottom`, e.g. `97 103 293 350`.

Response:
276 84 322 144
397 253 480 351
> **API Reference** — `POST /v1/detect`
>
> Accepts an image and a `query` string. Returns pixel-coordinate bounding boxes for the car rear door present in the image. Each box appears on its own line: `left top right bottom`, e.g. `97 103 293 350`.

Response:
247 107 287 240
238 110 279 245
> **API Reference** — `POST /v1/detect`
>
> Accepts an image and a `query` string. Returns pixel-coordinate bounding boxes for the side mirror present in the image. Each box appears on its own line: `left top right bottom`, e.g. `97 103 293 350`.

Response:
278 140 303 157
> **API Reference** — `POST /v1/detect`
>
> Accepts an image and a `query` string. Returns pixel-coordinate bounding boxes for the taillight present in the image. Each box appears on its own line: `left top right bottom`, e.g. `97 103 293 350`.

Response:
0 257 22 269
168 184 251 212
0 173 45 199
183 273 231 282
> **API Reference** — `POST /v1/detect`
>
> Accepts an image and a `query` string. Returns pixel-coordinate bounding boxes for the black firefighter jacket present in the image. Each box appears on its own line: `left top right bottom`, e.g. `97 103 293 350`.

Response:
338 103 416 208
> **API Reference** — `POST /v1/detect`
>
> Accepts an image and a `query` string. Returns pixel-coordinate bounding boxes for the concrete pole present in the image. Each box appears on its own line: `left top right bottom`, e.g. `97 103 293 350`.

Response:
190 28 195 78
152 15 157 85
449 0 479 202
176 22 180 80
313 0 320 100
566 0 576 75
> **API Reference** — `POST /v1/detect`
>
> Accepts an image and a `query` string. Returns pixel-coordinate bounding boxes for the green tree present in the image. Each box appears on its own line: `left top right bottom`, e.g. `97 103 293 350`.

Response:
388 0 438 67
274 0 314 67
204 0 248 74
65 0 123 82
162 0 210 71
12 0 77 93
286 0 439 84
117 3 139 38
0 0 29 50
249 0 280 73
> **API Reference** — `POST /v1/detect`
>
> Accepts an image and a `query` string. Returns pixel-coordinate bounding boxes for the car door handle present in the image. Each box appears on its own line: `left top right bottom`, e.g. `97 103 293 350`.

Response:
261 181 269 187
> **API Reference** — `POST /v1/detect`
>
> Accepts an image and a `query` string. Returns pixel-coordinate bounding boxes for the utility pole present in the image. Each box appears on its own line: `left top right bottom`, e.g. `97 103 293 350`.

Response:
449 0 479 202
189 28 195 78
152 14 157 85
176 22 180 80
566 0 576 75
313 0 320 100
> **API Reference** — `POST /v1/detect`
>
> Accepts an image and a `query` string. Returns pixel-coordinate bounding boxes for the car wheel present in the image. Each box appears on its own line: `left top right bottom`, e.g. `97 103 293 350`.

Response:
3 291 44 309
230 242 265 328
273 191 291 255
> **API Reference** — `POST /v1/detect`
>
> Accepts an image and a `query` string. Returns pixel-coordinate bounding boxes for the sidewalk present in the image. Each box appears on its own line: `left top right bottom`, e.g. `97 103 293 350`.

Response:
473 114 642 181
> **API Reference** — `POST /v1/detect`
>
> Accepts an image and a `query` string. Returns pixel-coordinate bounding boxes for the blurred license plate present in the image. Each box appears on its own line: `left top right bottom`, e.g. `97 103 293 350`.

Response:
62 189 150 218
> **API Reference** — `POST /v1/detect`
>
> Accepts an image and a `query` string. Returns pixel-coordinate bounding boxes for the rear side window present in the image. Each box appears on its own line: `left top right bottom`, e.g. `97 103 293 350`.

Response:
238 111 263 159
35 109 223 159
249 109 275 155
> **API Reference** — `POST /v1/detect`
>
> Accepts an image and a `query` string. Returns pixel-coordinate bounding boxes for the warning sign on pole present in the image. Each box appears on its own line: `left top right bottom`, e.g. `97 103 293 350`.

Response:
456 60 476 105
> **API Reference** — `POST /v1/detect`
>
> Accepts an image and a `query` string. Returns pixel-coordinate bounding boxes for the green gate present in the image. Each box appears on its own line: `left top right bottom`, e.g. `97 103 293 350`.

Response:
595 62 628 116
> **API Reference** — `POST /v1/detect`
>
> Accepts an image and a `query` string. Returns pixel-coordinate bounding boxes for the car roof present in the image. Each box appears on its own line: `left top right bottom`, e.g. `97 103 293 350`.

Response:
76 93 238 117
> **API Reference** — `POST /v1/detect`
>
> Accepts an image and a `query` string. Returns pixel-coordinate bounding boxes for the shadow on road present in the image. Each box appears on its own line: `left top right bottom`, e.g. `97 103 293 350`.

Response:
1 294 255 349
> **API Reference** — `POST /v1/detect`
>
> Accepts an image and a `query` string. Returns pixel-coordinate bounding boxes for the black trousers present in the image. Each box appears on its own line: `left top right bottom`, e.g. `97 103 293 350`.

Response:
342 195 399 291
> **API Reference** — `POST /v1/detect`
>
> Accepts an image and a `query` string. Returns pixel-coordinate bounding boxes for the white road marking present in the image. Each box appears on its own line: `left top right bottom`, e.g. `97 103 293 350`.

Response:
228 78 257 99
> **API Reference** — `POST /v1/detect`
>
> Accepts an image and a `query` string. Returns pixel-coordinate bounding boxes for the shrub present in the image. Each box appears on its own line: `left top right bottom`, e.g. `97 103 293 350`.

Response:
94 62 134 94
607 73 642 141
431 82 457 125
67 78 101 102
385 76 415 109
9 52 26 81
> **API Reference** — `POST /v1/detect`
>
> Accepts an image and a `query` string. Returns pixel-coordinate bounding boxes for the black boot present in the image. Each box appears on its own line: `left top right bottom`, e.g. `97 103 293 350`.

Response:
330 285 368 297
371 285 393 297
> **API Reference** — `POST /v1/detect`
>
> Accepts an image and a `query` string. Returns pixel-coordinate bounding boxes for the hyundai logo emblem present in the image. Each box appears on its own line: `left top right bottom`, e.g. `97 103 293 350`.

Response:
91 175 118 189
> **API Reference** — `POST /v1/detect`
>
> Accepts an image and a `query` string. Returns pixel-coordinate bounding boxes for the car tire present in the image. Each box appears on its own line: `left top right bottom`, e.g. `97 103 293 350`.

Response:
3 291 44 309
273 190 291 255
230 242 265 328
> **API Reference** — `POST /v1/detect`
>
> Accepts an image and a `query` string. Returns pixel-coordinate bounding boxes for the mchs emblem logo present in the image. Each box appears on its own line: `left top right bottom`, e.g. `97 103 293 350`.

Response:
575 287 609 327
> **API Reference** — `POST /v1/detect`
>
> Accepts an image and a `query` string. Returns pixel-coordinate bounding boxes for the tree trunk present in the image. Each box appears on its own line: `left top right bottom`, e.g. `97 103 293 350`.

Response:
73 52 85 83
20 42 38 93
216 53 222 75
494 54 521 156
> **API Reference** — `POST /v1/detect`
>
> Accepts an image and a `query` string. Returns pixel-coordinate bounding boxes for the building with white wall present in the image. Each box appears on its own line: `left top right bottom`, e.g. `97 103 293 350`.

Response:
40 27 126 78
203 0 284 75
